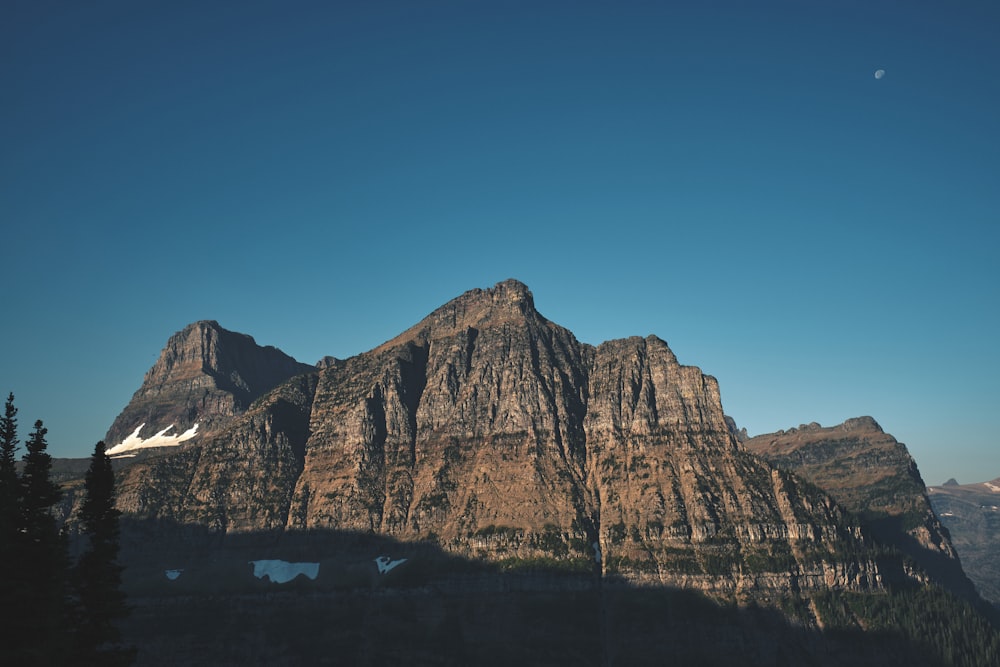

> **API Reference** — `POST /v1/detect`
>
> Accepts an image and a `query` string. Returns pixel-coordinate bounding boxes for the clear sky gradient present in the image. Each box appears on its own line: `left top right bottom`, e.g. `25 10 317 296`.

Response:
3 1 998 486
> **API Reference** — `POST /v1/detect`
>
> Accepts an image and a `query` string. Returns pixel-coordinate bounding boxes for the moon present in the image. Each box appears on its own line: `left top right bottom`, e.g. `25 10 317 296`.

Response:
874 69 885 80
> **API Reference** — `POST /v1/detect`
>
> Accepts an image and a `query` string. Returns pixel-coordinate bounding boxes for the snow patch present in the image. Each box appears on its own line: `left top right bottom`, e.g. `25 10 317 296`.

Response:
249 559 320 584
107 422 199 457
165 569 183 581
375 555 407 574
940 512 954 517
984 482 1000 493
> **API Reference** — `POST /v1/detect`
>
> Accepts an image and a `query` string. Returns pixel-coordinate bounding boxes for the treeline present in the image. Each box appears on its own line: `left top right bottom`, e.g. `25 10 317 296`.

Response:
0 393 133 666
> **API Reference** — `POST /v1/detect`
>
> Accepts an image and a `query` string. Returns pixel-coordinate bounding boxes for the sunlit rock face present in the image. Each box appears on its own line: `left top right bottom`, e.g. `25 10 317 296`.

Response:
111 281 904 595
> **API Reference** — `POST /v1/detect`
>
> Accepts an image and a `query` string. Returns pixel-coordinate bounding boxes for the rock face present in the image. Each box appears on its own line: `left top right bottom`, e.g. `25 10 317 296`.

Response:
104 321 315 452
928 478 1000 607
744 418 980 602
110 281 896 598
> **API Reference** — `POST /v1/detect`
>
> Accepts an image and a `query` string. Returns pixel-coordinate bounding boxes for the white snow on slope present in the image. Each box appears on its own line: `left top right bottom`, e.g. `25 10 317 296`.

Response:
984 482 1000 493
249 559 320 584
106 423 199 457
375 555 407 574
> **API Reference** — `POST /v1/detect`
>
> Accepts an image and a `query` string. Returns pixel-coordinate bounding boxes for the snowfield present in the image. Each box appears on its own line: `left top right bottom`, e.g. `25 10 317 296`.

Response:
106 423 199 457
375 556 407 574
249 559 320 584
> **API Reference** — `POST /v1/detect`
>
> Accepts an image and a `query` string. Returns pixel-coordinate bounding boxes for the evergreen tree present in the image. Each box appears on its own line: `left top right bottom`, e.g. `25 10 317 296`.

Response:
14 420 71 665
0 392 19 545
0 393 21 660
19 419 62 538
74 441 133 666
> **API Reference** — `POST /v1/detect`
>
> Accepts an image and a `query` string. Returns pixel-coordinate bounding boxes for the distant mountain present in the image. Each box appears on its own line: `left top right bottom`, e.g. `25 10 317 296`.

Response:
928 478 1000 607
744 418 981 603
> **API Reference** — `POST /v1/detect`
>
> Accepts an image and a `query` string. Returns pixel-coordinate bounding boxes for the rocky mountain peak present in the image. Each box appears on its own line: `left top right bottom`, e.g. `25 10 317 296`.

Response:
841 416 883 432
438 277 538 326
103 320 314 452
374 279 545 353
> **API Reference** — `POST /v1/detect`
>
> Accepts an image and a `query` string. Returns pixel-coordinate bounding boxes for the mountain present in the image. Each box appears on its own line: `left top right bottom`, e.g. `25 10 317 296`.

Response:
70 280 1000 664
103 320 315 456
928 478 1000 607
114 281 892 594
743 418 980 602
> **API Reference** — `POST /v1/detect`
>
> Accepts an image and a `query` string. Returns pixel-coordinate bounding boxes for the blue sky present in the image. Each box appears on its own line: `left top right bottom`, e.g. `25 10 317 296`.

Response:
2 1 998 486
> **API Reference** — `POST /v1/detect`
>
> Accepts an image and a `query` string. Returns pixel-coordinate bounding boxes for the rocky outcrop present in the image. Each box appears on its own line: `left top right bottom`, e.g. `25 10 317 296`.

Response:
744 418 980 602
928 477 1000 607
110 281 902 597
104 321 315 453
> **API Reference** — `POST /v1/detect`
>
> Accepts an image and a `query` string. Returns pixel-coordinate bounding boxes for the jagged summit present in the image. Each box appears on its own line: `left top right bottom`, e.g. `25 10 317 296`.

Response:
374 279 544 353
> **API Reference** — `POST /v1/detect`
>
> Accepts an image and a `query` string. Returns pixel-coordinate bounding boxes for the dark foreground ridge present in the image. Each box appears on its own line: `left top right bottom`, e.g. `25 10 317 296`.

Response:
115 520 999 667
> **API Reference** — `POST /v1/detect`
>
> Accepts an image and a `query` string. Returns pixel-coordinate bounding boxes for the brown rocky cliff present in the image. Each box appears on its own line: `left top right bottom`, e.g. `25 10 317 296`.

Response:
104 320 315 449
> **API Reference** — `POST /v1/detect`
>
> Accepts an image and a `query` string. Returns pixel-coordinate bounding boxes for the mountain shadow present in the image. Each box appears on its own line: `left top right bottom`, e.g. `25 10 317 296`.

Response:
112 519 1000 667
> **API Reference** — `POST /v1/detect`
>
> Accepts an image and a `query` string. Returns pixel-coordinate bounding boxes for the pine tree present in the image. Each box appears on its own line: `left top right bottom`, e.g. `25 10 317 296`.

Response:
19 419 62 538
0 393 21 661
14 420 71 665
0 392 18 537
74 441 134 666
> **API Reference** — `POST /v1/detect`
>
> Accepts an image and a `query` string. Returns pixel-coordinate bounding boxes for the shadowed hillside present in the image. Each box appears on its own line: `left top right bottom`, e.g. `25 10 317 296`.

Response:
111 520 1000 667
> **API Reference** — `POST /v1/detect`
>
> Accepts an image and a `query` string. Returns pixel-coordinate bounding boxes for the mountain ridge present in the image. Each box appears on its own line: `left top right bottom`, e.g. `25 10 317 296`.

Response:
103 281 894 600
